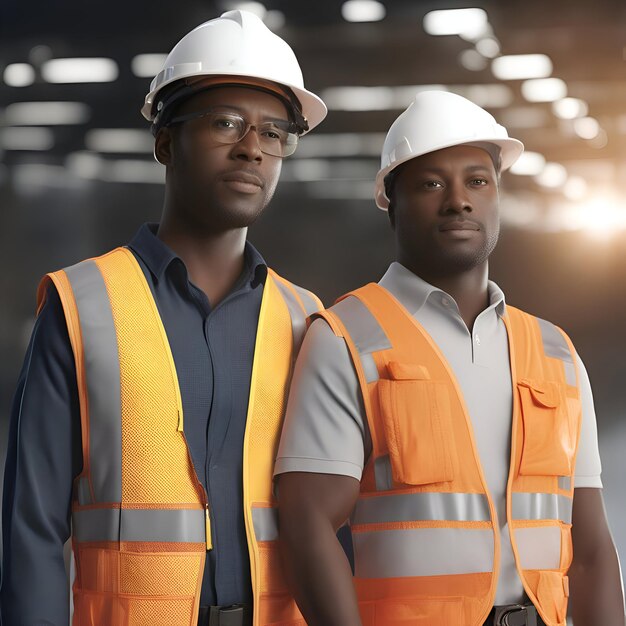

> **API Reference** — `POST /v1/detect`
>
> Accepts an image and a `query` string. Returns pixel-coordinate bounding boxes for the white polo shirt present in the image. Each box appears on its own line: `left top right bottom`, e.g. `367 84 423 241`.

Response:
275 262 602 604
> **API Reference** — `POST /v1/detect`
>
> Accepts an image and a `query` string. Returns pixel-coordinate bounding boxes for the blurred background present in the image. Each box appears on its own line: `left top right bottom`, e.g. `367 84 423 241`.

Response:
1 0 625 582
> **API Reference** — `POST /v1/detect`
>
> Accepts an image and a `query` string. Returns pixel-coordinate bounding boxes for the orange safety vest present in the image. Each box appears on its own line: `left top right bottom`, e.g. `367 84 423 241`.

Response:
316 283 581 626
37 247 320 626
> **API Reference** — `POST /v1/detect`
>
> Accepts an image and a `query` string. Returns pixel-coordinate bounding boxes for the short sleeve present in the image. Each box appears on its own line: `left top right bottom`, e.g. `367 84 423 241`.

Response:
274 318 368 480
573 352 602 488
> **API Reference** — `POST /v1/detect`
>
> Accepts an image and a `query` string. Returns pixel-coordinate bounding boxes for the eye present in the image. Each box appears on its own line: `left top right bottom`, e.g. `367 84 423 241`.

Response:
260 125 287 142
423 180 444 189
211 115 241 131
470 177 489 186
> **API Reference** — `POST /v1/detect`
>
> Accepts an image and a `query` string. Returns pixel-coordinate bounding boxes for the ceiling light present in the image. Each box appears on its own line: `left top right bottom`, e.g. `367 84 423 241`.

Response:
341 0 386 22
563 176 588 201
500 106 551 129
42 58 118 83
491 54 552 80
85 129 154 153
295 132 386 158
224 1 267 18
0 127 54 150
3 63 35 87
552 97 588 120
456 84 513 108
320 86 394 111
509 151 546 176
535 162 568 188
4 101 91 125
105 160 164 184
459 50 488 71
423 8 488 38
131 54 168 78
573 116 601 140
475 38 500 58
521 78 567 102
264 10 286 30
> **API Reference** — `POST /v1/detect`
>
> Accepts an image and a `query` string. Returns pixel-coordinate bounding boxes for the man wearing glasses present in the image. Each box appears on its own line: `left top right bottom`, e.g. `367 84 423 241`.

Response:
1 10 326 626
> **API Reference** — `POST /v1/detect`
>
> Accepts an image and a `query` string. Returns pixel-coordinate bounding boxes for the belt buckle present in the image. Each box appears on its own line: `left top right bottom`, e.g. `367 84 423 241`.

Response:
494 604 526 626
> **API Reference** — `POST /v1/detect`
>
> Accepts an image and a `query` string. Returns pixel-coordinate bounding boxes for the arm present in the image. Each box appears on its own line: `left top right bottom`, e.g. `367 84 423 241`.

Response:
569 487 625 625
1 286 82 625
278 472 362 626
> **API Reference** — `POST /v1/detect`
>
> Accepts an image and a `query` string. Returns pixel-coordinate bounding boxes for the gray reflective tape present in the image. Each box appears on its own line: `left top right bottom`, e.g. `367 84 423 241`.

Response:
76 477 93 506
512 492 573 524
65 260 122 504
563 361 577 387
514 526 562 570
558 476 571 492
274 279 307 356
73 507 206 543
332 296 391 356
252 506 278 542
353 492 490 525
374 455 393 491
291 284 320 317
353 527 494 578
362 353 379 384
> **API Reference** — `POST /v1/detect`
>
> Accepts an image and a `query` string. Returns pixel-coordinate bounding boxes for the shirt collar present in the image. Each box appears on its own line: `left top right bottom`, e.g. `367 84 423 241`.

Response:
128 222 267 287
379 261 506 317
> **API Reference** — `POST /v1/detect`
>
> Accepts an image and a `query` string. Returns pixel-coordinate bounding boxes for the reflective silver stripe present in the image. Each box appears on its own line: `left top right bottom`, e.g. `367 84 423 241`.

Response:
332 296 391 356
73 507 205 543
274 279 307 356
353 527 494 578
361 353 379 384
512 492 573 524
558 476 571 492
76 477 92 506
353 492 490 525
291 284 320 317
252 506 278 542
537 318 576 386
65 260 122 504
514 526 561 570
374 455 393 491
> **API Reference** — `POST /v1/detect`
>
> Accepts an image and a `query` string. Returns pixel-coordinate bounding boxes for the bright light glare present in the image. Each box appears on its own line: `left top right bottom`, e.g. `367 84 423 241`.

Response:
573 196 626 237
3 63 35 87
509 151 546 176
552 97 588 120
492 54 552 80
475 38 500 58
294 132 385 158
342 0 386 22
423 8 488 37
4 101 91 125
225 2 267 18
521 78 567 102
131 54 168 78
573 117 601 140
0 127 54 150
42 58 118 83
535 162 568 188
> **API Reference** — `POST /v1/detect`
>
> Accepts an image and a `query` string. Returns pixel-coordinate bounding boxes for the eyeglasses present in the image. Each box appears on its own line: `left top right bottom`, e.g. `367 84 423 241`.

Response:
167 108 299 158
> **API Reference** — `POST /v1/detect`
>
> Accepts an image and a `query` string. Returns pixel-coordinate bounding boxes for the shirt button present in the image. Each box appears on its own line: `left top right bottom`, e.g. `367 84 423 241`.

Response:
474 334 481 345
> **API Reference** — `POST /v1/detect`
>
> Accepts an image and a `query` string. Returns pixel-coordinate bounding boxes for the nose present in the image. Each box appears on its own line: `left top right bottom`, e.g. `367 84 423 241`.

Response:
441 181 472 214
231 125 263 162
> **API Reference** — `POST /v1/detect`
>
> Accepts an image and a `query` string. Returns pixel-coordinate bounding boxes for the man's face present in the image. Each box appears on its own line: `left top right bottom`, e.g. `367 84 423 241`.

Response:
158 86 289 233
390 145 500 278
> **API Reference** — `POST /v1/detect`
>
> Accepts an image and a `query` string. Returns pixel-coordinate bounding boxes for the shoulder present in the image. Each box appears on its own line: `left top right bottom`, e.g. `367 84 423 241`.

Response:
268 268 324 314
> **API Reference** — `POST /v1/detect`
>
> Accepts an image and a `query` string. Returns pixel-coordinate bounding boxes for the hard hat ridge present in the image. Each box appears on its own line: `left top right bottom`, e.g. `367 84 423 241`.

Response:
375 90 524 210
142 10 327 134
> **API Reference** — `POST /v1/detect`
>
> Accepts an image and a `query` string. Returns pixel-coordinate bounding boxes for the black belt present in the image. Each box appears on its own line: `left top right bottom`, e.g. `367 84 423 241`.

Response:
484 603 544 626
198 604 251 626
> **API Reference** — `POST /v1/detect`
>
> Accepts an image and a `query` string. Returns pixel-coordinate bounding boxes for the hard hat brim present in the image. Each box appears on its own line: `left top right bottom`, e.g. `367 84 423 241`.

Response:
375 136 524 210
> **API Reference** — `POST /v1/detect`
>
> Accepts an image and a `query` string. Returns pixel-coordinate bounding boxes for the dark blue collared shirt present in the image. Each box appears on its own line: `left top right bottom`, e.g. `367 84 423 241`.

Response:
2 223 266 625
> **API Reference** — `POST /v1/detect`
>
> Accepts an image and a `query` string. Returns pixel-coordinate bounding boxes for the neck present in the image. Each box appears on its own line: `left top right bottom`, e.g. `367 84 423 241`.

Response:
157 213 248 307
401 259 490 331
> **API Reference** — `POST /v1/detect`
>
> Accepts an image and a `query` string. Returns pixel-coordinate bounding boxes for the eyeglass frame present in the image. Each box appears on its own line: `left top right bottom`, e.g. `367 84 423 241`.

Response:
165 107 300 158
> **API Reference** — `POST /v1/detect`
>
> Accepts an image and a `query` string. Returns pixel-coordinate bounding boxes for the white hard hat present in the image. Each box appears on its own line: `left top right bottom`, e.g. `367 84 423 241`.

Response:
375 90 524 210
141 10 327 134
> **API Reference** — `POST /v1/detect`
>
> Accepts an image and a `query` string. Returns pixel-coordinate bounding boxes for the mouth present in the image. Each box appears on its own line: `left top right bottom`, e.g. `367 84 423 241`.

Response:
221 170 264 194
438 220 480 232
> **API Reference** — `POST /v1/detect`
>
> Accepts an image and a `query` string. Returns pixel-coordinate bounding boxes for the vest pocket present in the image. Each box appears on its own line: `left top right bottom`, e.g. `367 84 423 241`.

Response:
360 596 463 625
517 380 575 476
377 362 454 486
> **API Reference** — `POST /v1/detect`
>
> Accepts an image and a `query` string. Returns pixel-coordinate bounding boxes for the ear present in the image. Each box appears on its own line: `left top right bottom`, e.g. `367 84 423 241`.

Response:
154 127 173 166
